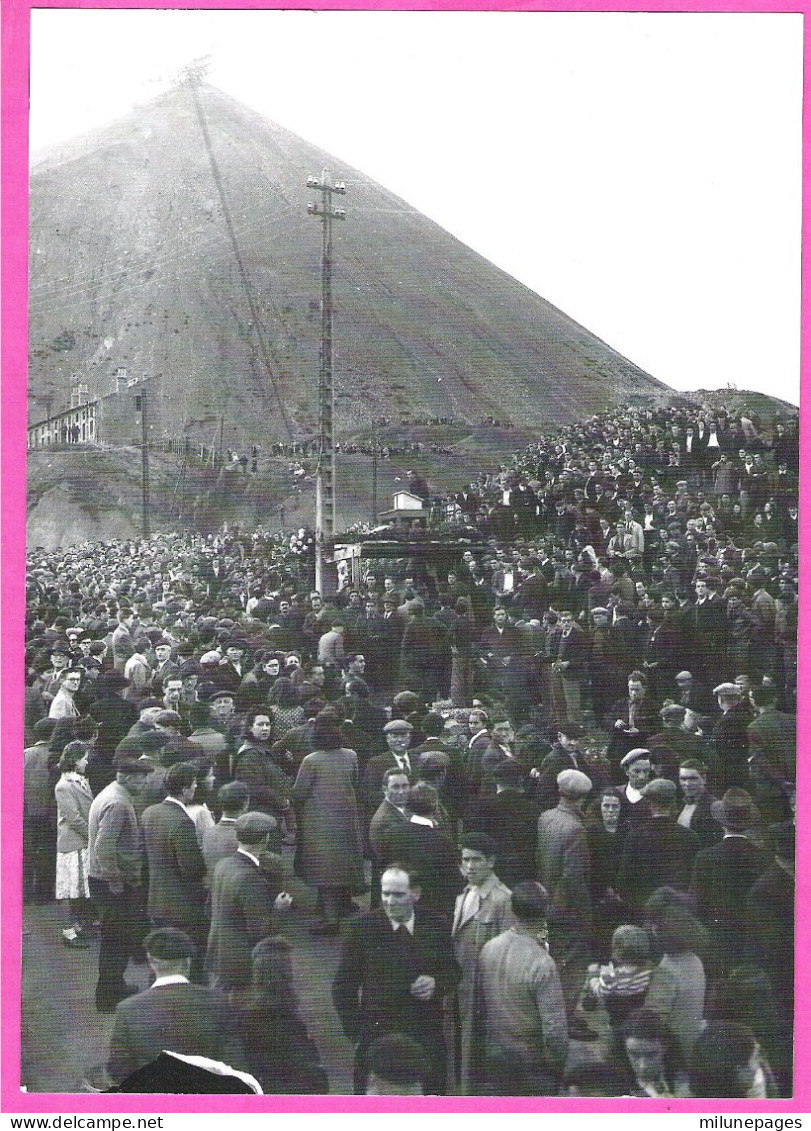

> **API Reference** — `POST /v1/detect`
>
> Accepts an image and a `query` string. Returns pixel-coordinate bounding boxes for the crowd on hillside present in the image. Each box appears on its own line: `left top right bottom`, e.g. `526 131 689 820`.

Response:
22 397 798 1096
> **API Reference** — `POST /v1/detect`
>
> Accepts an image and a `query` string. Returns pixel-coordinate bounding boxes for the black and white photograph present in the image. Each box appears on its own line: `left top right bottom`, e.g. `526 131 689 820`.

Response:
19 7 802 1101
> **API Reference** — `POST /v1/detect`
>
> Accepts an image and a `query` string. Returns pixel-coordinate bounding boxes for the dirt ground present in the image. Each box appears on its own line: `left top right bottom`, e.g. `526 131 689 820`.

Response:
20 847 606 1097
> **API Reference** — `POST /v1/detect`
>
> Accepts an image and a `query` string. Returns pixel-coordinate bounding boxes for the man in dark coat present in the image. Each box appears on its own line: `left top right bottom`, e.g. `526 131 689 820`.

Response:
381 784 464 922
479 606 523 705
341 678 387 767
605 671 660 780
646 704 714 782
398 602 450 700
532 723 588 812
367 766 411 907
107 928 245 1085
360 718 415 819
615 778 700 918
711 682 755 793
205 812 291 996
214 640 249 694
676 759 723 848
746 686 796 825
465 759 540 888
686 576 728 684
332 863 461 1094
141 763 208 976
87 674 140 792
747 822 795 1093
690 789 771 975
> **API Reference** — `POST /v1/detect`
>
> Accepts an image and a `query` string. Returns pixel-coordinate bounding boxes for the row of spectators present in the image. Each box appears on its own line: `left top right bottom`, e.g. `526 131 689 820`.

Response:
21 395 797 1095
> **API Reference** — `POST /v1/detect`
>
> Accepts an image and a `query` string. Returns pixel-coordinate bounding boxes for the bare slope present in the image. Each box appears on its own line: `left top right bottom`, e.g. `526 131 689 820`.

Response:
29 83 670 442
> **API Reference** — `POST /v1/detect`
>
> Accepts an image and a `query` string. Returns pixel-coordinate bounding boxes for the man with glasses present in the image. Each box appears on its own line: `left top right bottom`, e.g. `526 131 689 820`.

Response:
48 668 83 719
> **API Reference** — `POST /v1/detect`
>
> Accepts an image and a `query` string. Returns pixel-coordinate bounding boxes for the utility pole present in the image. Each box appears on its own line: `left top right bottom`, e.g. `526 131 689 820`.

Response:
307 170 346 593
136 381 150 538
371 419 378 525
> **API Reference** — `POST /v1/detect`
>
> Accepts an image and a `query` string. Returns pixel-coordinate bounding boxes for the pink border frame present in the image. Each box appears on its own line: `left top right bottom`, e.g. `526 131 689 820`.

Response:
2 0 807 1113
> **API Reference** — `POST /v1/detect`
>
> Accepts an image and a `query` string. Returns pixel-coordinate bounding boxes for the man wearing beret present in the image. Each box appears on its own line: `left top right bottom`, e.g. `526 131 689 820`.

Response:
106 928 246 1086
615 748 653 826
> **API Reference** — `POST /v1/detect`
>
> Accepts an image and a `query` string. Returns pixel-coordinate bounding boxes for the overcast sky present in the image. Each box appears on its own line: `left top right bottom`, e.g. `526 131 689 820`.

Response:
29 9 802 405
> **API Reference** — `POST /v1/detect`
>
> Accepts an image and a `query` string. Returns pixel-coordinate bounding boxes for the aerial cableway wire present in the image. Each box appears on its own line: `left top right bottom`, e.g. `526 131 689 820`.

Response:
187 79 294 440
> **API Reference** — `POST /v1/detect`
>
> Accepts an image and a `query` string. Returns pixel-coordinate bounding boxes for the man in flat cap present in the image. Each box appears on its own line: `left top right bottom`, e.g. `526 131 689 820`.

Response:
475 881 568 1095
536 769 593 1032
711 681 755 793
106 928 245 1086
205 812 292 999
88 755 153 1012
616 779 699 917
360 718 414 825
672 669 715 720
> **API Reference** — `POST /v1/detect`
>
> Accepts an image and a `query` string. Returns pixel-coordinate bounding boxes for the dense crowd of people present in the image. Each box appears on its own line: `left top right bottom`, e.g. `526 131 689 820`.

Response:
22 396 798 1096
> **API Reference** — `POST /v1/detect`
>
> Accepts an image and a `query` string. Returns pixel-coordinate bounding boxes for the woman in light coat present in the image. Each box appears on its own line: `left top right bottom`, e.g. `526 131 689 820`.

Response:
54 740 94 948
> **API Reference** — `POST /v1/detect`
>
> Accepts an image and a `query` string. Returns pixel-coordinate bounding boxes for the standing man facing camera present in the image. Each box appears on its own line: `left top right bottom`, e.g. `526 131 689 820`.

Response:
332 863 460 1094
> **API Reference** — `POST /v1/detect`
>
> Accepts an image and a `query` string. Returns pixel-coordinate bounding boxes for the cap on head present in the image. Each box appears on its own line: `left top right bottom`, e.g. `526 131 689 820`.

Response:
383 719 413 734
620 747 652 770
713 682 742 699
235 811 278 845
557 769 592 797
642 777 678 803
712 788 757 831
660 703 687 722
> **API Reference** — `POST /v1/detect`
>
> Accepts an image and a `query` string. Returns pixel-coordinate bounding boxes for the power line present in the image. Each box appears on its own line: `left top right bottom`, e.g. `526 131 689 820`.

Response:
187 78 294 439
